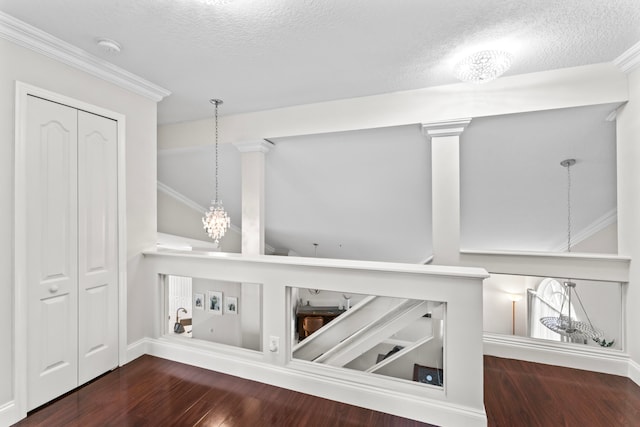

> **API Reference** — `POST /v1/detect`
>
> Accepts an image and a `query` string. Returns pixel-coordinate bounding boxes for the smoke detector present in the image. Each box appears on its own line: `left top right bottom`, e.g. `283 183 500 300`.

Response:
96 38 122 54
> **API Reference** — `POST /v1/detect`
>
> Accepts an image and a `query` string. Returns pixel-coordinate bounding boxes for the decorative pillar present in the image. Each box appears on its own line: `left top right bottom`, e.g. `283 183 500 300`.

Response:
233 140 273 255
422 119 471 265
234 139 273 351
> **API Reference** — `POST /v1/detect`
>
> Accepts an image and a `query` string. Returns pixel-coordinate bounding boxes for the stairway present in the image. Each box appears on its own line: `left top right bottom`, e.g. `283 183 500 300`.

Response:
293 296 438 370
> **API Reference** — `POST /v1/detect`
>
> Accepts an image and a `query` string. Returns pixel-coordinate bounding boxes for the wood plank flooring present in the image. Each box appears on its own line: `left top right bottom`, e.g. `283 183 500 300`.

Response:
484 356 640 427
14 355 640 426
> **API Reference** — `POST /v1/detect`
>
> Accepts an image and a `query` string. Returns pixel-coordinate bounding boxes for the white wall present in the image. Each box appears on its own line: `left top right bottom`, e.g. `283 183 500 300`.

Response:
0 38 158 409
191 278 243 347
157 189 242 253
482 274 530 336
572 222 618 254
617 67 640 370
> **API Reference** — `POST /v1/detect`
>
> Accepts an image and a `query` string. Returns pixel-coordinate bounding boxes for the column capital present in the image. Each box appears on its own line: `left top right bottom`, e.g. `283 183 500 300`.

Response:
421 119 472 139
233 139 274 153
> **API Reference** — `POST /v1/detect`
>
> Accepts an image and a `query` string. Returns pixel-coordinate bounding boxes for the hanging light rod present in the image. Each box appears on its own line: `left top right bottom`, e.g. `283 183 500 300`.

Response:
202 97 231 245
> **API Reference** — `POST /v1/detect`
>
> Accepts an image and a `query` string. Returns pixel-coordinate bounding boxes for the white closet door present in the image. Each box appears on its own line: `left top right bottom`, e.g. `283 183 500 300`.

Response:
26 95 79 410
77 110 119 383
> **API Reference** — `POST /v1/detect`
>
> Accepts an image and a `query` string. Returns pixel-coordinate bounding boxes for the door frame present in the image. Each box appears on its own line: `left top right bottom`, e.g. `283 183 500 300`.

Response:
13 81 128 418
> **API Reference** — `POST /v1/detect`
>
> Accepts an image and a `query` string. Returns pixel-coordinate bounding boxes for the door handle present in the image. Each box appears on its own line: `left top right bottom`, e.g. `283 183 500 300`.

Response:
49 284 59 293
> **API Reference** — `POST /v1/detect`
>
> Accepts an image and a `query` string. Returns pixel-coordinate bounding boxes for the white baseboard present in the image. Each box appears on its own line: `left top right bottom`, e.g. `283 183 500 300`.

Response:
0 400 21 427
126 338 152 364
144 337 486 427
484 333 630 376
629 358 640 387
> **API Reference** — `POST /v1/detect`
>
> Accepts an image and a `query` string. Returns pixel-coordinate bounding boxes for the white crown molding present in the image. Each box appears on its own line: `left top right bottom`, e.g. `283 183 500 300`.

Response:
421 119 472 138
0 11 171 102
614 39 640 73
551 208 617 252
157 180 276 253
233 140 274 153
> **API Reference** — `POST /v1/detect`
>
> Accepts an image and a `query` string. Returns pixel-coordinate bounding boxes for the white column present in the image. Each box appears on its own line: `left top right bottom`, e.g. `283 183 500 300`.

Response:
422 119 471 265
233 140 273 255
233 139 273 352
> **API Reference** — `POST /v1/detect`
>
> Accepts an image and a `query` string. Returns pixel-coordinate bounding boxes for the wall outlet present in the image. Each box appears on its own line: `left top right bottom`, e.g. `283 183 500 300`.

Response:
269 336 279 353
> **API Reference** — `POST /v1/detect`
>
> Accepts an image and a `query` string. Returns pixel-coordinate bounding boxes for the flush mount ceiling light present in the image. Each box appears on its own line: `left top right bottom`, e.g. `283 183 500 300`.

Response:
454 50 513 83
96 38 122 54
202 99 231 244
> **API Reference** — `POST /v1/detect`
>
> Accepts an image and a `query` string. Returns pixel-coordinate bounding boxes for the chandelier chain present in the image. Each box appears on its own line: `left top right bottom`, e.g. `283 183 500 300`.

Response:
567 160 571 253
214 100 219 202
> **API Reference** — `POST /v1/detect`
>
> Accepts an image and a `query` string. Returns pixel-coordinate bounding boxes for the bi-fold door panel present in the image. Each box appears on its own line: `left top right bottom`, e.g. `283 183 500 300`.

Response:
77 110 119 384
26 95 79 411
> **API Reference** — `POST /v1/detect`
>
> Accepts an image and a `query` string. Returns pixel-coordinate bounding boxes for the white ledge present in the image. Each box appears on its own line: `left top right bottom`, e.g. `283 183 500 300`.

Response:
460 249 630 282
143 248 489 280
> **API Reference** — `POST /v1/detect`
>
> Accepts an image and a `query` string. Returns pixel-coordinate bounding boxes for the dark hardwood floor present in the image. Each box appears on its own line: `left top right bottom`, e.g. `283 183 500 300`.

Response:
484 356 640 427
13 355 640 427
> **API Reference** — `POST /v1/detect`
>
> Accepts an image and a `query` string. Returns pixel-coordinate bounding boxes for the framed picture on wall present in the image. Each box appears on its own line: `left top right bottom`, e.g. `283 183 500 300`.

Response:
208 291 223 315
225 296 238 315
194 293 204 310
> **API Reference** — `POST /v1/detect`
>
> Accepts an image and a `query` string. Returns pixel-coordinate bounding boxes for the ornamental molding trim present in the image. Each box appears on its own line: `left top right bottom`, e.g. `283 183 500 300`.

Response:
233 140 274 153
0 11 170 102
550 208 617 252
614 39 640 73
421 119 472 138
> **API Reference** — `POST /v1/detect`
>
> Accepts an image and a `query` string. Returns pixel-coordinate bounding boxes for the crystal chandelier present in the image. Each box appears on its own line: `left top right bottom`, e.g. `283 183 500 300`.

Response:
539 159 605 342
202 99 231 244
454 50 513 84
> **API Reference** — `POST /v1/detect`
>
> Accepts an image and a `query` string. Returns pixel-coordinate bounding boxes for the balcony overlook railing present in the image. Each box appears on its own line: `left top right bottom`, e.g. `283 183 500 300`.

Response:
143 248 489 427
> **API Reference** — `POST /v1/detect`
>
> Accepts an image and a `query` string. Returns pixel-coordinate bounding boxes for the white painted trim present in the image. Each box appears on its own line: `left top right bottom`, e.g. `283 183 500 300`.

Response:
421 119 472 138
117 115 128 367
0 11 170 101
157 180 208 213
126 338 152 363
483 333 630 377
156 180 277 253
143 337 487 427
233 140 274 153
550 208 617 252
629 359 640 387
0 400 20 427
460 249 630 282
13 82 128 421
614 39 640 73
13 81 29 424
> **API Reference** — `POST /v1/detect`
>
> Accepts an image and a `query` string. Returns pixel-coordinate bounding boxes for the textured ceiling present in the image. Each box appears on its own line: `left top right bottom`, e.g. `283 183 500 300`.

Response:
1 0 639 124
158 104 619 261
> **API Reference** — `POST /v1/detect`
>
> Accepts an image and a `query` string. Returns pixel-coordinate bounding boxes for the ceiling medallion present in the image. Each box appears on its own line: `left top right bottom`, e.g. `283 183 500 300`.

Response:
454 50 513 84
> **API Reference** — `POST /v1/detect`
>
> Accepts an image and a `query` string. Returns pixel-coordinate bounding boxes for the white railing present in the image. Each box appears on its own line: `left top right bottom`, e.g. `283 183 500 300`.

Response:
143 248 489 427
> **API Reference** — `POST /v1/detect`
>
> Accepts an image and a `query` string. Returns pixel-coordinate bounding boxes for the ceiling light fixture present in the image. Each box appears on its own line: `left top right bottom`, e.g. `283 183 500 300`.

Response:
539 159 605 343
454 50 513 83
202 99 231 244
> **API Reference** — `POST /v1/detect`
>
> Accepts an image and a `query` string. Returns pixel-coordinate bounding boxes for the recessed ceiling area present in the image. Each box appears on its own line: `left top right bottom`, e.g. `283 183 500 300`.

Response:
158 103 619 261
1 1 638 124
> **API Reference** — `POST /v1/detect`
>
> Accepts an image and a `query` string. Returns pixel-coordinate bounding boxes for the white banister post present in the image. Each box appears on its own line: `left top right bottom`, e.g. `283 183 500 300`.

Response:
422 119 471 265
233 139 274 352
233 140 273 255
